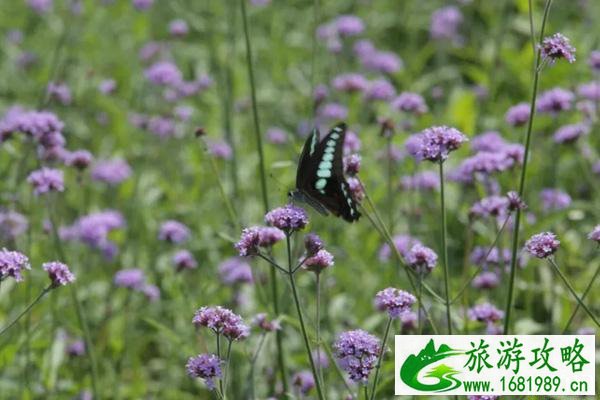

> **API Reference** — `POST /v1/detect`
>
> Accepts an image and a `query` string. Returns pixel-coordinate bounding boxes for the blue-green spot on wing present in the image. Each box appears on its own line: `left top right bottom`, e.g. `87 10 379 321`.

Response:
290 122 361 222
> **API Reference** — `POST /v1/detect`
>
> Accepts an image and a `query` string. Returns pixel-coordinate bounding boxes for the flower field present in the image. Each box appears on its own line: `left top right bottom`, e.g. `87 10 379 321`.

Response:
0 0 599 399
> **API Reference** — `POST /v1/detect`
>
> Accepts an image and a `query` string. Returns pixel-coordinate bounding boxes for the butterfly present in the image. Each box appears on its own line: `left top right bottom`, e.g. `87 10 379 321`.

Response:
289 122 361 222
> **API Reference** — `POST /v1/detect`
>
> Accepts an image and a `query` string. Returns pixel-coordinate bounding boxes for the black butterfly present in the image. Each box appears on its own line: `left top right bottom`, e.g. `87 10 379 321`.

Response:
289 122 361 222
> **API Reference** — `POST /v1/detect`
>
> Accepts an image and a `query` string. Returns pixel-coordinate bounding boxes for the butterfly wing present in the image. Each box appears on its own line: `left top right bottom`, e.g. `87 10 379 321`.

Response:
299 122 361 222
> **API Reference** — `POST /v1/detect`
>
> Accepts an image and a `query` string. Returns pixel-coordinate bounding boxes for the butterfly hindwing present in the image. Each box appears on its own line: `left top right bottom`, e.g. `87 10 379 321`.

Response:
296 122 361 222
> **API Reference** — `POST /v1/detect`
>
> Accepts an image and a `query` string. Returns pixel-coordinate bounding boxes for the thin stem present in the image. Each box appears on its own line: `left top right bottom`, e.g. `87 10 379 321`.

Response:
217 334 224 398
257 253 289 275
417 273 423 334
316 273 323 385
562 262 600 333
0 285 51 336
249 333 267 399
548 258 600 328
286 235 325 400
369 317 392 400
387 135 394 232
504 0 552 335
223 340 233 399
438 161 452 334
363 386 368 400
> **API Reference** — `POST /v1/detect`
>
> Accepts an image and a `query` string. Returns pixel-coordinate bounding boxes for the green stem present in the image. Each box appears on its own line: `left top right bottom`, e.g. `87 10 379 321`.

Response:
223 340 233 399
369 317 392 400
217 334 225 398
438 161 452 334
316 272 323 385
562 262 600 333
286 235 325 400
504 0 552 335
0 285 51 336
548 258 600 328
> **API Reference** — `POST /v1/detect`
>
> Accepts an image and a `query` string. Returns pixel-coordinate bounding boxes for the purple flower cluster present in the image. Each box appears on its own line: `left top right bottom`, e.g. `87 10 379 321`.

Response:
468 303 504 323
364 79 396 101
540 33 576 64
91 159 132 185
333 329 381 384
172 250 198 271
0 210 28 241
292 371 315 395
60 210 125 259
65 150 93 170
144 61 182 86
235 226 285 256
252 313 281 332
400 170 439 191
266 127 288 145
378 234 421 262
169 19 189 37
588 226 600 242
470 195 509 219
406 244 438 275
430 6 463 42
540 188 571 211
472 271 500 289
114 268 145 289
304 233 324 256
47 82 72 105
265 204 308 232
207 139 233 160
317 102 348 121
537 88 574 114
507 191 527 211
374 287 416 319
0 249 30 282
353 40 403 74
0 109 66 153
470 247 511 267
589 50 600 71
303 249 334 273
218 257 253 285
553 123 589 144
332 73 369 93
392 92 428 115
577 81 600 101
525 232 560 259
193 306 249 341
343 154 361 176
158 220 190 244
27 0 53 14
505 102 530 127
27 168 64 195
406 126 467 162
186 353 222 390
43 261 75 287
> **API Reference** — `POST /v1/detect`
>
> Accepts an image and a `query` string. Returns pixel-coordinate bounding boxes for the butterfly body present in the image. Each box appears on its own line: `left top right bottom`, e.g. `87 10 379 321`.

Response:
289 122 361 222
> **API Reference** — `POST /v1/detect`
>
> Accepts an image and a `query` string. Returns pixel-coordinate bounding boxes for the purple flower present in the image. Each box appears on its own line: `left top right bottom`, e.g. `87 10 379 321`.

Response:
332 73 369 93
66 339 86 357
27 168 64 195
540 33 576 64
252 313 281 332
537 88 574 114
234 226 286 256
353 40 375 59
470 131 506 153
266 127 288 145
312 349 329 369
147 116 176 139
158 220 190 244
400 170 439 191
144 61 182 86
406 244 437 274
192 306 249 341
400 311 418 332
577 81 600 101
343 130 361 154
172 250 198 271
132 0 154 11
374 287 416 319
470 196 509 219
174 105 193 122
207 139 233 160
378 234 421 261
139 41 162 62
98 79 116 94
468 303 504 323
525 232 560 259
470 247 511 267
292 371 315 395
588 226 600 242
392 92 428 115
344 154 361 176
334 15 364 37
430 6 463 42
218 257 253 285
507 191 527 211
114 268 145 289
186 353 222 390
540 188 571 211
265 204 308 233
364 79 396 101
0 211 28 241
0 249 30 282
407 126 467 162
2 110 64 143
43 261 75 287
362 51 403 74
250 0 271 6
91 159 131 185
553 123 589 144
47 82 72 105
304 233 324 256
472 271 500 289
505 102 531 127
65 149 93 170
333 329 381 384
169 19 189 37
141 284 160 302
303 249 334 273
27 0 53 14
61 210 124 258
588 50 600 71
317 103 348 121
313 84 329 105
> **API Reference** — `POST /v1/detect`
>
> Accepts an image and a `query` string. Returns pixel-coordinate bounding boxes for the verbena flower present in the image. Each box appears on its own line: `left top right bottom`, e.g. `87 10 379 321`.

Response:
378 234 421 261
169 19 189 37
334 15 364 37
144 61 182 86
333 329 381 384
172 250 198 271
332 73 369 93
470 131 506 153
65 150 93 170
186 353 222 390
400 311 418 332
392 92 428 115
0 210 28 241
312 349 329 369
43 261 75 287
292 371 315 395
27 0 53 14
343 154 361 176
540 188 571 211
472 271 500 289
158 220 190 244
303 249 334 273
553 123 589 144
146 116 176 139
470 196 509 219
141 284 160 302
470 247 511 267
364 78 396 101
265 204 308 233
577 81 600 101
400 171 439 191
61 210 124 259
317 102 348 121
406 244 437 275
525 232 560 259
66 339 85 357
27 168 64 195
362 51 403 74
507 191 527 211
98 79 116 95
537 88 574 114
587 226 600 242
207 139 233 160
406 126 468 162
343 130 361 154
430 6 463 42
91 159 131 185
234 226 285 256
505 102 530 127
114 268 145 289
468 303 504 323
0 249 30 282
218 257 253 285
252 313 281 332
588 50 600 71
192 306 249 341
540 33 576 64
374 287 416 318
266 127 288 145
304 233 324 256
